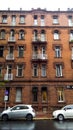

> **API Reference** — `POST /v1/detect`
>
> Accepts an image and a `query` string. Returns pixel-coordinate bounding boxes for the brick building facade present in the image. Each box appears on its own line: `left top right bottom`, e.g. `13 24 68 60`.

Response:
0 8 73 116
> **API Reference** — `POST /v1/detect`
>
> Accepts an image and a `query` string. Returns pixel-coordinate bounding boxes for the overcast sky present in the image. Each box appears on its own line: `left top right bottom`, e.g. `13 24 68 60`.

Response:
0 0 73 11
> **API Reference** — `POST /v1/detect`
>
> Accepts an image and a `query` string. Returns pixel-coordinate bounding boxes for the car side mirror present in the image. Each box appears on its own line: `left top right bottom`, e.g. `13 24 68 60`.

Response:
64 108 66 111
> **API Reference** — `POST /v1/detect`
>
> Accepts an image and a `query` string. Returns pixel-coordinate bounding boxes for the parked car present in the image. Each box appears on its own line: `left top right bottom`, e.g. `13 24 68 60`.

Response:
0 104 36 121
52 104 73 121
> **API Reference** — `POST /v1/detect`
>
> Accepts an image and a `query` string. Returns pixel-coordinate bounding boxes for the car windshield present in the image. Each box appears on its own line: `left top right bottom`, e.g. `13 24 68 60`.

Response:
62 106 72 110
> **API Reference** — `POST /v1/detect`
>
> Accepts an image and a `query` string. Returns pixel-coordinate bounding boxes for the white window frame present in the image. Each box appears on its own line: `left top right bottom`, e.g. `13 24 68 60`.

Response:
34 15 38 26
16 65 23 77
20 16 25 23
54 31 59 40
11 16 16 26
33 64 38 77
53 16 58 24
18 46 24 57
56 64 63 77
41 15 45 26
70 31 73 41
58 88 65 102
55 46 61 57
2 15 7 23
41 64 46 77
16 88 22 102
68 16 73 26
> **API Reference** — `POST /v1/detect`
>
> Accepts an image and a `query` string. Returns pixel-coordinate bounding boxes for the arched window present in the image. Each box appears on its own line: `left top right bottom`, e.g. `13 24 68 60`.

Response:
0 30 5 39
9 29 15 41
54 30 59 40
41 30 45 41
33 30 38 41
19 30 24 40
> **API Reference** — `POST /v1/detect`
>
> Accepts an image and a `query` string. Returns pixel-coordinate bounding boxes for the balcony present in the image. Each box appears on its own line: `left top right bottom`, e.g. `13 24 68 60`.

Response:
32 54 48 62
6 54 14 60
4 73 13 81
32 37 47 44
8 37 16 42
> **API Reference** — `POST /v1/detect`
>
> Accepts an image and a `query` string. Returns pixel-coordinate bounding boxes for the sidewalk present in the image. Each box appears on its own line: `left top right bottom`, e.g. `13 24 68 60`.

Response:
35 112 53 120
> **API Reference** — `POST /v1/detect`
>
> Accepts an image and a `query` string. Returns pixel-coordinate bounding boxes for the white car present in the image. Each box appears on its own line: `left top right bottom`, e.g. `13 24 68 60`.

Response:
52 104 73 121
0 104 36 121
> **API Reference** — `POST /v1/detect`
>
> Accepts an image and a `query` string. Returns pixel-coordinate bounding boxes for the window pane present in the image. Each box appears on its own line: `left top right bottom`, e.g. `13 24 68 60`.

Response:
41 64 46 77
0 46 4 57
16 88 22 102
33 64 38 76
17 65 23 77
55 46 61 57
41 15 45 26
56 64 62 77
20 16 25 23
2 15 7 23
53 16 58 24
34 15 38 25
32 87 38 102
0 65 2 75
18 46 24 57
58 88 64 102
41 87 47 102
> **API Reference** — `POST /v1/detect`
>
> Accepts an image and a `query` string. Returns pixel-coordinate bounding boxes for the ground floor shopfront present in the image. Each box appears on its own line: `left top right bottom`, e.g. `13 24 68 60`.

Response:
0 81 73 116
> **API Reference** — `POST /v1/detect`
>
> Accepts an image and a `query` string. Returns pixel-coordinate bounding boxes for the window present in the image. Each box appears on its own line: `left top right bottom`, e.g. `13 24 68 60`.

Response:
56 64 63 77
70 30 73 41
41 46 46 58
55 46 61 58
54 30 59 40
33 64 38 77
4 65 13 80
19 30 24 39
9 30 15 41
0 30 5 39
53 16 58 24
41 30 46 41
11 15 16 26
2 15 7 23
4 87 10 101
16 88 22 102
18 46 24 57
6 65 12 74
68 16 73 26
16 65 23 77
33 15 38 25
20 16 25 23
71 47 73 59
0 46 4 57
33 30 38 41
41 87 47 102
33 46 38 59
0 65 2 75
41 15 45 26
41 64 46 77
57 88 64 102
32 87 38 102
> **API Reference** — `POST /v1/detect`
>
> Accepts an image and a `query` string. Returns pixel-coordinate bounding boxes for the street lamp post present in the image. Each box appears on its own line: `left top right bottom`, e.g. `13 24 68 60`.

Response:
4 90 8 110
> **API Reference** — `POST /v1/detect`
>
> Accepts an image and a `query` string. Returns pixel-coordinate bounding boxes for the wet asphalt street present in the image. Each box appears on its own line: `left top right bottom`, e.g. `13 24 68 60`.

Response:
0 119 73 130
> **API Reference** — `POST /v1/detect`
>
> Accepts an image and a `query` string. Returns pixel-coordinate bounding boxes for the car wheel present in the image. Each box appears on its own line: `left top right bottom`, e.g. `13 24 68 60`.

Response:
2 114 8 121
57 114 64 121
26 114 33 121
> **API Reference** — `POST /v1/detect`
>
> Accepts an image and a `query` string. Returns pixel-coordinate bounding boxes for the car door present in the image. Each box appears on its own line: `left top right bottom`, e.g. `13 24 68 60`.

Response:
64 107 73 118
9 106 22 119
